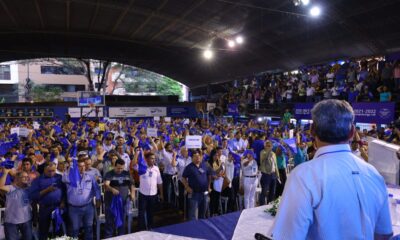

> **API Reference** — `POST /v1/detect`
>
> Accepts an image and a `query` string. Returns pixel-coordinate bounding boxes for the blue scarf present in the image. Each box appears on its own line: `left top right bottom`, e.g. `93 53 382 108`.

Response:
138 150 147 175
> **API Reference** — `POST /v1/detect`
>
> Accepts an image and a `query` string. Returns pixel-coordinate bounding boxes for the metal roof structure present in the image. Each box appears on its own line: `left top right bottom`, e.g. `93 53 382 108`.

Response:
0 0 399 88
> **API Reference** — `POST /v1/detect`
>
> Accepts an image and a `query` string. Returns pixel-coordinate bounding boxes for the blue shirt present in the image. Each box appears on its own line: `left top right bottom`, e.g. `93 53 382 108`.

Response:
29 174 64 205
182 162 212 193
62 172 101 206
272 144 392 239
380 92 391 102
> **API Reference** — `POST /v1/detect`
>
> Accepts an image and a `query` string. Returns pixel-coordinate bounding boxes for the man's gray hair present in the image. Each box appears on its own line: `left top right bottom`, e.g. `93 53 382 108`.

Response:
311 99 354 143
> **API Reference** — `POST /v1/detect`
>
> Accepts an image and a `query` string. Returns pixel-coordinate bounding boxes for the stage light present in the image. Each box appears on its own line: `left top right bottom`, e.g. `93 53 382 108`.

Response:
310 6 321 17
235 36 244 44
257 117 263 122
203 49 213 60
228 40 236 48
301 0 310 6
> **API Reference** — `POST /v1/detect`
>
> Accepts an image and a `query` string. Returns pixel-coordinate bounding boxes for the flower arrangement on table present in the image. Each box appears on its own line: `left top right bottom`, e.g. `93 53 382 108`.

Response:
49 236 77 240
265 197 281 216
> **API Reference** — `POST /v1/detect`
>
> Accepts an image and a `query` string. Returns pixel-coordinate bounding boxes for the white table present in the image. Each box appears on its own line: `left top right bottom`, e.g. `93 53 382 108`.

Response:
106 231 204 240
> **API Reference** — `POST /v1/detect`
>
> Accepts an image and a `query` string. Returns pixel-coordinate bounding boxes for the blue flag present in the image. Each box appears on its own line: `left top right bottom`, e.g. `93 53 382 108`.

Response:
68 145 81 188
52 208 64 232
111 195 124 228
283 138 298 154
138 150 147 175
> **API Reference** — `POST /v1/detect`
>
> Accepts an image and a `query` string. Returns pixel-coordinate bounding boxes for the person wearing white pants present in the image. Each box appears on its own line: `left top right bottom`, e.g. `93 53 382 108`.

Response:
241 150 258 209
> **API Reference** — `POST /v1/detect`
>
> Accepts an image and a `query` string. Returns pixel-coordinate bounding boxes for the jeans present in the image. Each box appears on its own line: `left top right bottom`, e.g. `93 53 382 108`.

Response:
138 193 158 230
104 199 126 238
68 203 94 240
178 181 187 215
4 221 32 240
276 169 287 197
187 192 207 220
259 172 277 205
210 189 221 216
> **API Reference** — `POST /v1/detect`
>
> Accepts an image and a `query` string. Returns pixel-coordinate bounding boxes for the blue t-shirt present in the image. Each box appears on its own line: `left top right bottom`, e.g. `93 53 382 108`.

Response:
251 139 265 164
380 92 391 102
182 162 212 193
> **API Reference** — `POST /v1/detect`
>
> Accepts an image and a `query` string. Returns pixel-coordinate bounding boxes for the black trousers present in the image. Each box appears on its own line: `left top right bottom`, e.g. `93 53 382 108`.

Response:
221 186 235 213
232 176 240 211
276 169 287 197
162 173 174 204
178 180 186 212
210 189 221 215
138 193 158 231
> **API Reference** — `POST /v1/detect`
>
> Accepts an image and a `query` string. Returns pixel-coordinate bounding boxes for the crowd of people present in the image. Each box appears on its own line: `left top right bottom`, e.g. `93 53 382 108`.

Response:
0 113 399 239
216 59 400 109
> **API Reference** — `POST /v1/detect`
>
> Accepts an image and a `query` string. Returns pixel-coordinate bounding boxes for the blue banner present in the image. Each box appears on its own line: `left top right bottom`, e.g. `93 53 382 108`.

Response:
167 107 193 117
294 102 395 124
227 104 239 116
283 138 297 154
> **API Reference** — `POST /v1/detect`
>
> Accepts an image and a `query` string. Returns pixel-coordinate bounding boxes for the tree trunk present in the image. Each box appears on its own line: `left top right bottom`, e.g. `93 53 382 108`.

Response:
78 59 94 91
97 61 110 92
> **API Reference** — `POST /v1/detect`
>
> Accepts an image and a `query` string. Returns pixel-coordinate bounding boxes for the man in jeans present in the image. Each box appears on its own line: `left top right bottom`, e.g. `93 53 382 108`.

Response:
181 149 213 220
259 140 279 205
0 169 32 240
62 159 101 240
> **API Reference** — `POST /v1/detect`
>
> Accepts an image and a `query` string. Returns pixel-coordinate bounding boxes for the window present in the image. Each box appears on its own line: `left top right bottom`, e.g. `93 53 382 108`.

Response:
0 65 11 80
41 66 85 75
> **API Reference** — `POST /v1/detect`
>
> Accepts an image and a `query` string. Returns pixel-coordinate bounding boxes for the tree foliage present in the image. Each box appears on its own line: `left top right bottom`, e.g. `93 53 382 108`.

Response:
31 85 63 102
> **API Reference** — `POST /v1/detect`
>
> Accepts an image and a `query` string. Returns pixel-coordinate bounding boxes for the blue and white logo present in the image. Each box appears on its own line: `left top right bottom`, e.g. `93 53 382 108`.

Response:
379 108 391 119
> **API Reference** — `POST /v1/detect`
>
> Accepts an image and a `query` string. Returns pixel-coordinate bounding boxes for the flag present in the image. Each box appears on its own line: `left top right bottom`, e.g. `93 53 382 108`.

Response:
111 195 124 228
52 208 64 232
50 152 56 162
283 138 298 154
138 150 147 176
68 145 81 188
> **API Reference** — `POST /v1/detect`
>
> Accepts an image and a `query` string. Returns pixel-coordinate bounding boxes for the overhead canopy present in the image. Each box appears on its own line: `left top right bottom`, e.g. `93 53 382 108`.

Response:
0 0 399 88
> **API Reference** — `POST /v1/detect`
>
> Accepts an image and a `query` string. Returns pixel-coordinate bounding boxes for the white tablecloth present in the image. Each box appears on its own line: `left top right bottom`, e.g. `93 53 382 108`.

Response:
232 205 274 240
106 231 204 240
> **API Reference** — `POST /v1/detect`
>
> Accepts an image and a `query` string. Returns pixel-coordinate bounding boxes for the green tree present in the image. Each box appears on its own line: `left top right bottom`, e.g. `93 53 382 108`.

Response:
31 85 63 102
156 76 183 99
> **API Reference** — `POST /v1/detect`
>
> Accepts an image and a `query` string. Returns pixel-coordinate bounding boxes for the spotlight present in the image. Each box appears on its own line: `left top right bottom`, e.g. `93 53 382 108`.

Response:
301 0 310 6
257 117 263 122
228 40 236 48
235 36 244 44
310 6 321 17
203 49 213 60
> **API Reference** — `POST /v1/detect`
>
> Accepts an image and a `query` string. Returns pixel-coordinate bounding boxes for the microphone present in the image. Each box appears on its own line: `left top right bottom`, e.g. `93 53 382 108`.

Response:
254 233 273 240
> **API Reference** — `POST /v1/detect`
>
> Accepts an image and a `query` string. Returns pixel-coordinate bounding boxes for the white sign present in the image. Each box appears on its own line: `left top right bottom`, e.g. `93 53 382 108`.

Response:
185 135 202 149
289 129 294 139
164 117 171 123
33 122 40 130
369 139 400 185
147 128 158 137
207 103 216 112
109 107 167 118
10 128 19 135
10 127 30 137
154 116 160 122
19 128 30 137
68 107 104 118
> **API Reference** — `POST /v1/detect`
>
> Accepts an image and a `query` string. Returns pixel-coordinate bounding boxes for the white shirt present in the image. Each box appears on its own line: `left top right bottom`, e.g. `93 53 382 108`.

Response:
272 144 392 240
139 165 163 196
103 143 115 152
176 156 192 181
306 87 315 96
161 149 177 175
119 153 131 171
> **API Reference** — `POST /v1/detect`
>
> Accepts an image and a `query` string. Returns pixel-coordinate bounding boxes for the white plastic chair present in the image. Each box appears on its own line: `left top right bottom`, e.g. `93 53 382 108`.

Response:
126 188 139 234
94 194 106 240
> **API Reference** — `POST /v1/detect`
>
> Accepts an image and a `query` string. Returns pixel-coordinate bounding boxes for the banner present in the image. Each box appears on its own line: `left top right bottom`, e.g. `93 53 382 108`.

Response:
227 104 238 116
207 103 216 112
294 102 395 124
168 107 190 117
283 138 297 154
147 128 158 137
11 127 30 137
185 135 202 149
68 107 104 118
109 107 166 118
